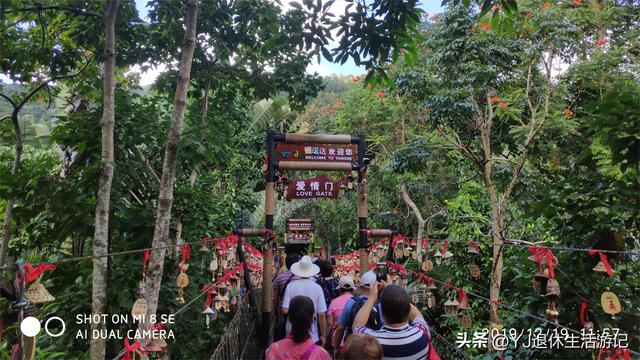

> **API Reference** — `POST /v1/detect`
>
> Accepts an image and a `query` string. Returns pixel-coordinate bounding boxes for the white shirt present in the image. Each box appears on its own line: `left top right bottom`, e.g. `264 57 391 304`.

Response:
281 278 328 342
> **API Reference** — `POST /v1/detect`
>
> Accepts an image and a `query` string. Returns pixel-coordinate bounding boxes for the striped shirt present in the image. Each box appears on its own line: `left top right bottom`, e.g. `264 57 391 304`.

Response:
354 318 430 360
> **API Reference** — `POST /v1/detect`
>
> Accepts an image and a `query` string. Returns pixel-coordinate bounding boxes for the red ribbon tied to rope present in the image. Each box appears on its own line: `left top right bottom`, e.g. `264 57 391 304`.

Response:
203 284 215 309
122 338 142 360
588 249 614 276
445 279 454 290
24 263 56 284
467 240 479 251
580 300 589 324
142 249 150 274
180 244 191 265
527 246 555 279
458 288 468 304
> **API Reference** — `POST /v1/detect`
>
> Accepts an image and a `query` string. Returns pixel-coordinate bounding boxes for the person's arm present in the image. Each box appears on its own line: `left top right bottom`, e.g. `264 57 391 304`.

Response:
352 283 378 331
408 303 424 323
281 286 291 315
327 310 335 335
318 312 327 347
333 324 345 357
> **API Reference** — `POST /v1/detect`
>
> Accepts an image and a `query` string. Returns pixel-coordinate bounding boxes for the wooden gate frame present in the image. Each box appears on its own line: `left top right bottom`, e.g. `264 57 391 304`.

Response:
262 133 368 346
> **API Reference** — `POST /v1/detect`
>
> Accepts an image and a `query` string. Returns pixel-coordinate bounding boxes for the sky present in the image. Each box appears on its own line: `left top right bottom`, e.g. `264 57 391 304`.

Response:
132 0 444 85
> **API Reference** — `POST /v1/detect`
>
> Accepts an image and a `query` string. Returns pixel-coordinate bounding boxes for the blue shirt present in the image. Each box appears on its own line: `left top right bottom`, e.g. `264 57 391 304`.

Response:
354 318 430 360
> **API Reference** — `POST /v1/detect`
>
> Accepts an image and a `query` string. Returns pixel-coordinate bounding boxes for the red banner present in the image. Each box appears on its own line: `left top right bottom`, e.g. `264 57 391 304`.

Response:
286 175 340 200
275 143 356 163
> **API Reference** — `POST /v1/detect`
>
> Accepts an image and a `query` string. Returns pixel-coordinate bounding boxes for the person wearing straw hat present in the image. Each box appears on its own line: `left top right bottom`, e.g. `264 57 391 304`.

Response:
282 256 328 347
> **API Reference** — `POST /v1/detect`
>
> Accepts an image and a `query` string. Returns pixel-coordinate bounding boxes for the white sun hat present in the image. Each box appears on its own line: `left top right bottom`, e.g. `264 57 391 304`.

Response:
336 276 355 290
291 255 320 278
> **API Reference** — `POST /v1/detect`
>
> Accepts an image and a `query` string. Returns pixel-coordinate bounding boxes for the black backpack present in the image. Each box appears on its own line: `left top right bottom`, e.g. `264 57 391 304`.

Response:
345 296 382 336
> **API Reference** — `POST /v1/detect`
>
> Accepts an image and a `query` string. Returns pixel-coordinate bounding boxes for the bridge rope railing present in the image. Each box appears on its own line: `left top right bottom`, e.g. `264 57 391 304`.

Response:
210 289 263 360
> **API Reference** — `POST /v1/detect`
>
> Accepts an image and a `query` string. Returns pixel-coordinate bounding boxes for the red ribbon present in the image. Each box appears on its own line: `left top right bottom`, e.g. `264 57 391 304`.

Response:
528 246 555 279
421 238 429 249
445 279 454 290
122 338 142 360
458 288 468 304
442 240 448 256
203 284 215 309
611 348 631 360
24 263 56 284
598 348 632 360
467 240 478 251
180 244 191 265
142 249 150 274
588 250 614 276
491 299 505 307
580 300 589 324
149 322 164 331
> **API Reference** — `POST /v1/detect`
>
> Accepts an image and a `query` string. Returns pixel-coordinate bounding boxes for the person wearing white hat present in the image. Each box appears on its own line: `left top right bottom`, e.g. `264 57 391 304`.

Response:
332 271 384 358
282 256 328 346
327 276 356 355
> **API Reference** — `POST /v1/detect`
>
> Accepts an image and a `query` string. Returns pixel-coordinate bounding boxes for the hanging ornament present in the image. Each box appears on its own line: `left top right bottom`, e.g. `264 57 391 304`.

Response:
466 240 479 255
434 251 442 265
175 244 191 305
545 279 561 302
545 302 559 322
469 264 480 279
203 307 215 328
426 286 437 309
24 263 56 305
457 288 470 316
588 250 614 276
601 288 622 319
131 282 147 320
580 300 593 330
132 250 150 320
441 240 454 265
459 313 472 329
421 259 434 272
444 298 459 316
404 245 412 259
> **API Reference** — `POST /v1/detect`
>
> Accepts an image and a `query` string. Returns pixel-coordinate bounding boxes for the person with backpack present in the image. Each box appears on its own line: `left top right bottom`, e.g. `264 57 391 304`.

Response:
332 271 384 358
327 276 356 356
273 253 300 341
266 295 332 360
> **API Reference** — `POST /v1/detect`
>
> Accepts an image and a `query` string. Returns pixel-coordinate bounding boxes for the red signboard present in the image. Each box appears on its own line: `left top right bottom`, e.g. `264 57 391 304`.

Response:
286 175 340 200
287 219 313 232
275 143 356 163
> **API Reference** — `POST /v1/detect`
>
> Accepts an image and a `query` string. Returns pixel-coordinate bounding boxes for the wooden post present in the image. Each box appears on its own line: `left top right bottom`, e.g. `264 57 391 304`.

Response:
261 133 277 348
237 236 257 311
356 137 368 273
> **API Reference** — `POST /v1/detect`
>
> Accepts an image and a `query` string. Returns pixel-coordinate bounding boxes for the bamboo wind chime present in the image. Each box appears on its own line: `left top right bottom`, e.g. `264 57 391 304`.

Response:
175 244 191 305
588 249 622 319
24 263 56 305
528 246 560 322
131 249 150 321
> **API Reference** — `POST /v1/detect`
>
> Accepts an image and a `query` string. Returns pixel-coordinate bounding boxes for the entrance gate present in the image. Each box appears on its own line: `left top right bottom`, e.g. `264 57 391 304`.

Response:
261 133 369 344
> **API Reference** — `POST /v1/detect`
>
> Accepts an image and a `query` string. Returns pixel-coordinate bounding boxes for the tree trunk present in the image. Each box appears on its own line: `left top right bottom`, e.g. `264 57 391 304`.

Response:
145 0 199 316
90 1 119 358
400 184 425 253
0 113 21 267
